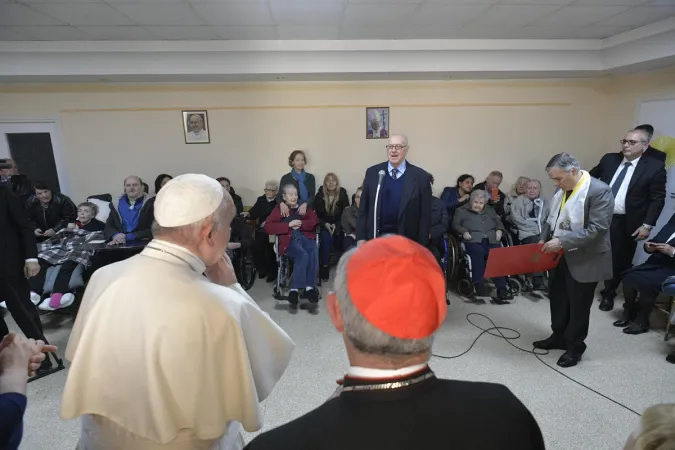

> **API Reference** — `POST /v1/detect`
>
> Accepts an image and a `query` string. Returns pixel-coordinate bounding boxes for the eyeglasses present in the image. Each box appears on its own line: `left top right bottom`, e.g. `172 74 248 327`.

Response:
385 145 407 151
620 139 645 146
264 188 277 192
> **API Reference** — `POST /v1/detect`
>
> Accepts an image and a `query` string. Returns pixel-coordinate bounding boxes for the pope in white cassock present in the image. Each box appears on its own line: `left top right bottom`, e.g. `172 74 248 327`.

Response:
60 174 295 450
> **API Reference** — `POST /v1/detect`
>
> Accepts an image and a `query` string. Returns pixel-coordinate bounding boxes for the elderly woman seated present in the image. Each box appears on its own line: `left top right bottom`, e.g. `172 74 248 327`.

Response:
510 179 550 291
452 190 510 301
242 180 279 282
264 184 319 309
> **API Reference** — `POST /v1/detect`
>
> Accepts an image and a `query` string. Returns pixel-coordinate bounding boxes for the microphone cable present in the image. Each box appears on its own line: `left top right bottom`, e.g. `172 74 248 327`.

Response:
432 312 642 417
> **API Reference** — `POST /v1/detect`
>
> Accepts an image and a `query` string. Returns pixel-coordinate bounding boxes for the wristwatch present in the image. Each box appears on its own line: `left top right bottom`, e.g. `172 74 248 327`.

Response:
643 224 654 230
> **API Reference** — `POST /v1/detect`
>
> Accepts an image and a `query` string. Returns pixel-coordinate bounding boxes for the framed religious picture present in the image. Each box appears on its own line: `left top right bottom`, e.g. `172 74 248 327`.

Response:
366 107 389 139
182 110 210 144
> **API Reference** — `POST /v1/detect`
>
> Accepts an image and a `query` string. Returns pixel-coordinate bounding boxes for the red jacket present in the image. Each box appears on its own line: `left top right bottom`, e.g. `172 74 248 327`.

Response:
264 205 318 256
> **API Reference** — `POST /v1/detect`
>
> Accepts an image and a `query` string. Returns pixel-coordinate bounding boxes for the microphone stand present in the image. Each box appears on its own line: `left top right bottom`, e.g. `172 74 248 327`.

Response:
373 171 385 240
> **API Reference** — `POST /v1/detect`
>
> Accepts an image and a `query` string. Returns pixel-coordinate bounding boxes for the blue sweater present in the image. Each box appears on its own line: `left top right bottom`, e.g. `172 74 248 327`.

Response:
380 172 405 233
0 393 27 450
118 195 145 241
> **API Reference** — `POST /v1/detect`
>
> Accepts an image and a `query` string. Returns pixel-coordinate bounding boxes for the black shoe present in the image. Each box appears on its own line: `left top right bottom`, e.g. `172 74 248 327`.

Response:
533 337 566 350
613 318 630 327
474 283 488 297
306 288 318 304
266 274 276 283
288 290 299 307
557 352 582 368
497 288 510 302
258 272 266 280
623 323 649 335
599 297 614 312
666 352 675 364
532 279 546 291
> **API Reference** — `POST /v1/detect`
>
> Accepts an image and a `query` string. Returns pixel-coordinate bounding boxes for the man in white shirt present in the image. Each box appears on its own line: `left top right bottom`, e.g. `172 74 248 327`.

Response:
589 129 666 312
62 174 294 450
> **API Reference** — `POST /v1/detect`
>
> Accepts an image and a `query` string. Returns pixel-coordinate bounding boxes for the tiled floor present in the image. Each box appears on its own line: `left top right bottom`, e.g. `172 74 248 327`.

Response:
7 279 675 450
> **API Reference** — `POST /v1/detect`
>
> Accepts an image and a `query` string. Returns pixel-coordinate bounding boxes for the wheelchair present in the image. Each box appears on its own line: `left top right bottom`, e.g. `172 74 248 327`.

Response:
446 233 521 300
230 245 256 291
272 229 322 302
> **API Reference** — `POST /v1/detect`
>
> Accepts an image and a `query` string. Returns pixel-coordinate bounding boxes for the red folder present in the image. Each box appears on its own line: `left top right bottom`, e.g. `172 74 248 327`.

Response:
484 243 562 278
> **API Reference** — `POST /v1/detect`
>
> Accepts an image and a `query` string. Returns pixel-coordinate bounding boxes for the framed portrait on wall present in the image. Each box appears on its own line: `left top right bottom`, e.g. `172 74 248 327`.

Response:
182 110 210 144
366 107 389 139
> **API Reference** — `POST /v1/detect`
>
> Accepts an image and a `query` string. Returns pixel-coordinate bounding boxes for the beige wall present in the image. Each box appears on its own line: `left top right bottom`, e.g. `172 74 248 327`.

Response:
0 68 674 206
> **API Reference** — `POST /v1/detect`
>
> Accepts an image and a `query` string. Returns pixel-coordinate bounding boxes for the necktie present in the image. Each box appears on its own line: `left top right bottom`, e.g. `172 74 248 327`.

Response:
529 199 538 218
391 169 398 180
611 162 631 198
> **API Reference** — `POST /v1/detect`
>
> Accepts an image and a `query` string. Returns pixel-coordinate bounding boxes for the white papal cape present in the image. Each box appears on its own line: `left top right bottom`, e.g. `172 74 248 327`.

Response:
61 239 295 450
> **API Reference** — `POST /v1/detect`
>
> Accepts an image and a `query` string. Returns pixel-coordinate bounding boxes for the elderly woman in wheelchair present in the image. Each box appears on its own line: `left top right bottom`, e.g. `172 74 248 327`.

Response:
264 184 320 310
452 190 511 302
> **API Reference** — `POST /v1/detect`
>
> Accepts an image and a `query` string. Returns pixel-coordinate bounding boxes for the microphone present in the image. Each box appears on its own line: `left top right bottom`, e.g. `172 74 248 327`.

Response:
377 170 386 186
373 170 386 240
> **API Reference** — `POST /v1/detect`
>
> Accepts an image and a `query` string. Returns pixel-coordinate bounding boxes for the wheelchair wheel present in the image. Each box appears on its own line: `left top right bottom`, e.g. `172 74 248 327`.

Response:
508 278 522 296
239 248 256 291
273 287 282 300
457 279 474 298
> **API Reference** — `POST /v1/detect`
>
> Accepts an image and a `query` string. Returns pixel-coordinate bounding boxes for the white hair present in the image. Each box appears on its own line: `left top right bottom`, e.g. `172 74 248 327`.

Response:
334 246 433 356
546 153 581 173
282 184 297 195
470 189 487 203
152 194 232 246
265 179 279 190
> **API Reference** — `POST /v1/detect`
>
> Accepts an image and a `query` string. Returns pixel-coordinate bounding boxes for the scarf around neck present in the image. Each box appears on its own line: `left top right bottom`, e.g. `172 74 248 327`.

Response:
547 170 591 238
292 169 309 204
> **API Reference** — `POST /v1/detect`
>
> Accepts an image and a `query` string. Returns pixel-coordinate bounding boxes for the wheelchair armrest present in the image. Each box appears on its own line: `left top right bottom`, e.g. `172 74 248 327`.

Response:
662 276 675 295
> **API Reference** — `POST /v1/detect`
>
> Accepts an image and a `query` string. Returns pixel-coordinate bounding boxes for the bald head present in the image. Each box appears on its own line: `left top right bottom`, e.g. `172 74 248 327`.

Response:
123 175 143 201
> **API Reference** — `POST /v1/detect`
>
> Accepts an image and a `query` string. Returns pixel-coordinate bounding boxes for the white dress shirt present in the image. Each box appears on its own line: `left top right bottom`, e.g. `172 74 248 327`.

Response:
347 363 427 379
387 160 407 178
609 156 640 214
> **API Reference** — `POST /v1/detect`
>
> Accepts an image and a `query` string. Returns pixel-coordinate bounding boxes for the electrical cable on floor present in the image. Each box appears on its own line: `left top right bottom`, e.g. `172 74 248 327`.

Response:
432 312 642 417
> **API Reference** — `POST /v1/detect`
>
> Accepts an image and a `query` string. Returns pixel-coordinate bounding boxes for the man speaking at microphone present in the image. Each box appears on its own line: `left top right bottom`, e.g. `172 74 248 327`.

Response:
357 134 432 246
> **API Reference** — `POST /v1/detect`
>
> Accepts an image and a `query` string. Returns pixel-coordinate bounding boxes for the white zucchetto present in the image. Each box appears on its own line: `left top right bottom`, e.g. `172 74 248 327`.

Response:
154 174 224 227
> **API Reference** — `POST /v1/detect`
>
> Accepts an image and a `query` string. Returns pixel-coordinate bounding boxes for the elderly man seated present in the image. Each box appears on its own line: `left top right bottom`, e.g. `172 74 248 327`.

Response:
264 184 319 309
25 181 78 243
104 175 155 245
452 190 510 302
510 179 551 291
613 212 675 335
242 180 279 282
472 170 507 220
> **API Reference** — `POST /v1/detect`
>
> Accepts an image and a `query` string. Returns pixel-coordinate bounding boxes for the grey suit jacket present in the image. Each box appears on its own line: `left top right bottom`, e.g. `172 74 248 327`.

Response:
539 178 613 283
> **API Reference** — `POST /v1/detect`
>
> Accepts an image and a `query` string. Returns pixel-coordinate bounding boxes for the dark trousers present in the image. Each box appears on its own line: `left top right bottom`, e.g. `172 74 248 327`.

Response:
253 231 277 276
521 236 544 280
319 228 334 266
548 256 598 354
286 234 318 290
621 264 672 327
28 259 78 295
464 239 505 288
427 238 444 267
0 274 46 341
343 235 357 252
603 214 638 297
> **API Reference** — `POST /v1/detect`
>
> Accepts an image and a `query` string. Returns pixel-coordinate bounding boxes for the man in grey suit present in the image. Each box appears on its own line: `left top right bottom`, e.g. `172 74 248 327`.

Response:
535 153 614 368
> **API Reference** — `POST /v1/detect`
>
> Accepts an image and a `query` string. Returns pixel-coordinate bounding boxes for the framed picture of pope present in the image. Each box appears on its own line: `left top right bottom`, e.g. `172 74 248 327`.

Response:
366 107 389 139
182 110 210 144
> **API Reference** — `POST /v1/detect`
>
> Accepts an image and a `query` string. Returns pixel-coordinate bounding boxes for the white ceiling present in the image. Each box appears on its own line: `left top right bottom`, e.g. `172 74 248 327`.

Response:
0 0 674 41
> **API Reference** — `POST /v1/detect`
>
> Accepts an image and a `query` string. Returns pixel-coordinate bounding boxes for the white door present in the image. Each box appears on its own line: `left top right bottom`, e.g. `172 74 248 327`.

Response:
0 120 70 195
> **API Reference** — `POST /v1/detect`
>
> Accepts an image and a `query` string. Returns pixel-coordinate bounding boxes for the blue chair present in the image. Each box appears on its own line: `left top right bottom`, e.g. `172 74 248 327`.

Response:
659 276 675 341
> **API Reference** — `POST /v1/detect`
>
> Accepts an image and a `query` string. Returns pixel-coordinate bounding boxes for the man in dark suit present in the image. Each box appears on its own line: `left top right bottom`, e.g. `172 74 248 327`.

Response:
536 153 614 368
245 236 545 450
613 212 675 335
356 134 431 246
0 166 52 374
635 124 667 162
589 128 666 311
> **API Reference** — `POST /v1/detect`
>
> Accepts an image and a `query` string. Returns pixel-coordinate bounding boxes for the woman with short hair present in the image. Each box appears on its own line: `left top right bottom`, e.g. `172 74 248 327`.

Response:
452 189 510 302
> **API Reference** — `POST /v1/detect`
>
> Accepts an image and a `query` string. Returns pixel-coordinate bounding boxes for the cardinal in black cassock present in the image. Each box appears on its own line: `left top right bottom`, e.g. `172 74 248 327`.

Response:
245 235 545 450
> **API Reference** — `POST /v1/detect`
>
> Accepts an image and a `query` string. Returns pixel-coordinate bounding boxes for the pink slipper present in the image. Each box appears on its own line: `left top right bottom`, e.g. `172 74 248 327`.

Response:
49 293 63 309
